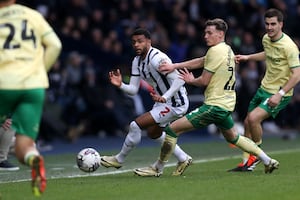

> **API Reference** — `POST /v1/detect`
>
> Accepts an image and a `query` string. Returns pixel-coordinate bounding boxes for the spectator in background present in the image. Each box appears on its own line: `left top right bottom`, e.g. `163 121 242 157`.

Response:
80 58 134 139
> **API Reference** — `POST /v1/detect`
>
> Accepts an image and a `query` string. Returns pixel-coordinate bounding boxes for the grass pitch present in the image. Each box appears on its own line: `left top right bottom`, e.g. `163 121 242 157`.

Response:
0 135 299 200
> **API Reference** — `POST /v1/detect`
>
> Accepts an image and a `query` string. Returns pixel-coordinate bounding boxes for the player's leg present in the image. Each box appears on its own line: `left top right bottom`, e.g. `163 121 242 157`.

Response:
148 125 191 163
229 89 267 171
13 89 46 196
134 116 194 177
228 112 260 172
230 93 291 172
145 124 192 176
101 112 154 168
220 113 279 173
154 105 212 175
149 104 191 163
146 104 192 175
15 135 46 196
0 126 19 171
234 135 279 173
0 100 17 171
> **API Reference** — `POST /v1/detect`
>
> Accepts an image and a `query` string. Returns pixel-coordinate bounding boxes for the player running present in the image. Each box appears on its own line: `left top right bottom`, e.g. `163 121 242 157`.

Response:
0 0 62 196
100 28 192 176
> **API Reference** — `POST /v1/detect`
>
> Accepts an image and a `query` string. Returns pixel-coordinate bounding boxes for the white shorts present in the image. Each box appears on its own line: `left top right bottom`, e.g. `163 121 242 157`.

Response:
150 101 189 128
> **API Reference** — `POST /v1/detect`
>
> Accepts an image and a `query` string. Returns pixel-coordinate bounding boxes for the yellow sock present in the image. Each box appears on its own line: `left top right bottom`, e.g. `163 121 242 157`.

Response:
235 135 263 156
159 134 177 162
242 152 250 164
240 140 262 163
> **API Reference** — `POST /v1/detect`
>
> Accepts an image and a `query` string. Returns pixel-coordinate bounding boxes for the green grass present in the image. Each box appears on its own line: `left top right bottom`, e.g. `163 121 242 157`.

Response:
0 136 300 200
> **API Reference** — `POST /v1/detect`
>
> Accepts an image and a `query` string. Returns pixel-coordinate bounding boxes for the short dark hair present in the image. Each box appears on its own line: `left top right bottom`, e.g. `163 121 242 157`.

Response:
264 8 284 22
131 28 151 39
205 18 228 34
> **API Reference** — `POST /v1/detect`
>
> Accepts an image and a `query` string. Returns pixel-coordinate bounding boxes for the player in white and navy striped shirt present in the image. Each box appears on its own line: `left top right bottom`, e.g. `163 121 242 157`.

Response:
101 28 192 176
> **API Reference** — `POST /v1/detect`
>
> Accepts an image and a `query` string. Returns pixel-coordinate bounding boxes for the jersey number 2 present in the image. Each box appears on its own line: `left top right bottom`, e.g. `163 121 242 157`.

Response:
0 20 36 49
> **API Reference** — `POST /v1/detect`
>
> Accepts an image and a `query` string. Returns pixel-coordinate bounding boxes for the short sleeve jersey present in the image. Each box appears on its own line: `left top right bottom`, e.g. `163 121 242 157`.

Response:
131 47 187 107
203 42 236 111
261 33 300 96
0 4 53 89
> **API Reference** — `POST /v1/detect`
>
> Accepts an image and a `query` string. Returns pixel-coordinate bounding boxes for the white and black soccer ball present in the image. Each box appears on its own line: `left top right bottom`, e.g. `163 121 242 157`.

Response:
76 148 101 173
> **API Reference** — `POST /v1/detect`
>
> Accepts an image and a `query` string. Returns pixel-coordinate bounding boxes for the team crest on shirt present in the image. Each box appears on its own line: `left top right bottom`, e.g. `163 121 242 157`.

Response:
158 58 168 65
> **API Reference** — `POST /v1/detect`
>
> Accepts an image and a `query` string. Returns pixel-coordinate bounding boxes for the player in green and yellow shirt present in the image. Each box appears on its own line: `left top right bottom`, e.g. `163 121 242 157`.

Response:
229 8 300 172
134 18 279 177
0 0 62 196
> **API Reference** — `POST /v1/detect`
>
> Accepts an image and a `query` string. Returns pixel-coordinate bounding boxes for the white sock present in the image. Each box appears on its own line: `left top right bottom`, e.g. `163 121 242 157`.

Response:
257 151 271 165
152 159 165 172
155 132 188 162
116 121 141 163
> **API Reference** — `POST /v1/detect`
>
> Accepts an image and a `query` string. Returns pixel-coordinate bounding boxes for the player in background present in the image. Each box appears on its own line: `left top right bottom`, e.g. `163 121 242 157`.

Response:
134 18 279 177
229 8 300 172
0 0 62 196
100 28 192 176
0 117 19 171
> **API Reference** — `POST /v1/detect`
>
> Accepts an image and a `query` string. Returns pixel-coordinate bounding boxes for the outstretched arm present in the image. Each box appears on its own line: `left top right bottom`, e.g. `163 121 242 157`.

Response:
159 57 205 73
235 52 265 64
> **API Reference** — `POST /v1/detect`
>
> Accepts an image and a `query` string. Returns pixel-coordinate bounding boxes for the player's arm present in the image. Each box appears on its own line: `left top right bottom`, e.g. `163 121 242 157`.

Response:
43 31 62 71
281 66 300 94
109 69 141 96
179 68 212 87
161 71 185 101
235 52 265 64
159 57 205 73
268 66 300 107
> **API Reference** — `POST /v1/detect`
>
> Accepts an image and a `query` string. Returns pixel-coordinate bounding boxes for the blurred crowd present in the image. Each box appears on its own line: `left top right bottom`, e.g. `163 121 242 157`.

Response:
16 0 300 143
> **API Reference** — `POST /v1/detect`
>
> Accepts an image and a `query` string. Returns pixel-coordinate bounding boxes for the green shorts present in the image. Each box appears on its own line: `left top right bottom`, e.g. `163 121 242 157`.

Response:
248 87 291 118
0 89 45 140
186 104 234 130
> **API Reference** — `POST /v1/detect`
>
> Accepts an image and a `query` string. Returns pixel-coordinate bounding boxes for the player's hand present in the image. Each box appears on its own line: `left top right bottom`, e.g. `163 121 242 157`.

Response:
1 118 12 131
109 69 122 87
159 62 175 73
235 55 248 64
150 92 166 103
267 93 281 108
178 68 195 84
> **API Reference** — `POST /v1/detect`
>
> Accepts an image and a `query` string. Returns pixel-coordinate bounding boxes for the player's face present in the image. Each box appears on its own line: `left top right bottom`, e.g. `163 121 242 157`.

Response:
204 25 223 47
265 17 283 40
131 35 151 58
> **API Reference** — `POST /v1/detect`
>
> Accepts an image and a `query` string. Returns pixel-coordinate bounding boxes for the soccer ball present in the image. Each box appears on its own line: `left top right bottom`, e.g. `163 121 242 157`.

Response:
76 148 101 172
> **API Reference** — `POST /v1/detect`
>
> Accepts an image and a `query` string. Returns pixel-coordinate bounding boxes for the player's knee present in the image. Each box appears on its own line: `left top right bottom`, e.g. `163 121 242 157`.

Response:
129 121 141 132
126 121 142 146
147 125 162 139
247 113 261 125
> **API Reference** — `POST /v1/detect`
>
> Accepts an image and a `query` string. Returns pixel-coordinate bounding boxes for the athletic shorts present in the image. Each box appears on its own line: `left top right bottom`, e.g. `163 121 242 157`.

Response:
248 87 292 118
0 89 45 140
186 104 234 130
150 100 189 128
